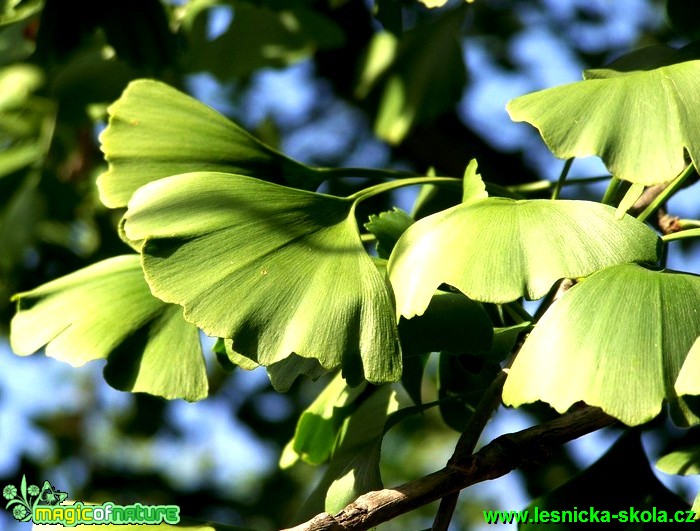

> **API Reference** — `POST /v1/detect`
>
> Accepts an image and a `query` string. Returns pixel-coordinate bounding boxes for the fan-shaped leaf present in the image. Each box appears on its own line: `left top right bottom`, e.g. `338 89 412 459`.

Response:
10 255 207 401
98 79 324 208
388 198 660 317
124 172 401 385
503 264 700 426
507 57 700 185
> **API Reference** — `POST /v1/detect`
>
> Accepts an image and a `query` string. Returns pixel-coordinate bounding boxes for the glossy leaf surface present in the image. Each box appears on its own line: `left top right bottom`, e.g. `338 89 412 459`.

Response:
10 255 207 401
124 172 401 385
503 264 700 426
388 198 660 317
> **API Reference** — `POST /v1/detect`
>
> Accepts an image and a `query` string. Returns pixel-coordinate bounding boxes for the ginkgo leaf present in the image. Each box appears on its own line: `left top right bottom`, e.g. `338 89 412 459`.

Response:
98 79 325 208
507 56 700 185
123 172 401 385
217 338 328 392
388 198 660 317
502 264 700 426
10 255 207 401
656 446 700 476
675 337 700 398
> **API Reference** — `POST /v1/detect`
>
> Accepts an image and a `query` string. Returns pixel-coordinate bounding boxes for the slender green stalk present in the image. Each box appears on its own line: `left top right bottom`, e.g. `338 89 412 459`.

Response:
551 158 574 200
679 219 700 229
638 164 696 223
347 176 461 203
662 228 700 242
505 301 533 323
507 175 611 195
360 233 377 242
318 166 420 180
601 176 621 205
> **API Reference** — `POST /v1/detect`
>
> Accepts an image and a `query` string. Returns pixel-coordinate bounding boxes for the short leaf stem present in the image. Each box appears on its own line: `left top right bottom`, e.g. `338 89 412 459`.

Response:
638 164 695 223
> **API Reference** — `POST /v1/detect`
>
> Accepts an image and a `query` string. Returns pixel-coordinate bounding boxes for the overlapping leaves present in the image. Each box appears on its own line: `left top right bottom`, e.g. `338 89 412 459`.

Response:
98 80 325 208
123 172 401 385
388 198 660 317
10 255 207 401
503 264 700 426
508 50 700 185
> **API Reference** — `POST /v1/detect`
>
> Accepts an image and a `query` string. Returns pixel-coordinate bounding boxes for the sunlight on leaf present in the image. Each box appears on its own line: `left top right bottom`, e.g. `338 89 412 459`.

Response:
508 55 700 185
461 158 487 205
503 264 700 426
371 9 466 144
98 79 324 208
388 198 660 317
280 373 366 468
656 446 700 476
124 172 401 385
10 255 207 401
294 386 398 520
675 337 700 399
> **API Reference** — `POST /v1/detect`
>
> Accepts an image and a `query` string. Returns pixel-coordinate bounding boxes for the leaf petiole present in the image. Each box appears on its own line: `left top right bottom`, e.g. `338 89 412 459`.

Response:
347 176 461 202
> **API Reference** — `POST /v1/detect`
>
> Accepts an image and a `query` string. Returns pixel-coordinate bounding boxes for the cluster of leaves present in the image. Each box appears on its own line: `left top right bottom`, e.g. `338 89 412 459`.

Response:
4 0 700 529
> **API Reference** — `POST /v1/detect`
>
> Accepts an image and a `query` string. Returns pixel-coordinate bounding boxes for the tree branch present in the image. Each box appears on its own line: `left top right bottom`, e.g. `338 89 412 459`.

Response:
282 406 617 531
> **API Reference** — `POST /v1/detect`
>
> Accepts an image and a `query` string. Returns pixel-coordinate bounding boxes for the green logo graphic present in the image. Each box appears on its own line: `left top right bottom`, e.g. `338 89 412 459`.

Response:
3 475 67 522
3 475 180 526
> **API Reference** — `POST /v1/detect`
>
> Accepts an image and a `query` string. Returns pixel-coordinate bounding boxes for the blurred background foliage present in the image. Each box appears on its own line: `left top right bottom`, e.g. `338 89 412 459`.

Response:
1 0 698 529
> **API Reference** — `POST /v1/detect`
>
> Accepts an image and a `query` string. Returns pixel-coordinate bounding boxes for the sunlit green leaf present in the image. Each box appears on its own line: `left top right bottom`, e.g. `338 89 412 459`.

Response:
656 446 700 476
388 198 660 317
0 142 42 179
503 264 700 426
280 373 366 468
675 337 700 399
294 386 398 520
461 158 487 205
98 79 325 208
124 172 401 385
0 0 41 27
10 255 207 401
507 55 700 185
519 432 689 530
0 63 43 110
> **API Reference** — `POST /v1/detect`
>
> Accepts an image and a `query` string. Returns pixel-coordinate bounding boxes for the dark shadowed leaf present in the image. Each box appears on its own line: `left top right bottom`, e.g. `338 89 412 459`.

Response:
398 291 493 357
519 432 689 530
388 198 660 317
184 1 344 79
124 172 401 385
364 207 414 259
10 255 207 401
503 264 700 426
